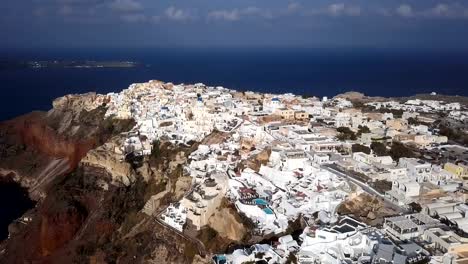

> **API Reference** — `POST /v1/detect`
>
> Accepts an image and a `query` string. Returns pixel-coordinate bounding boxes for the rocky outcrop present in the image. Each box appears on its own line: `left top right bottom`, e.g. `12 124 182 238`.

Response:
51 92 108 113
337 192 398 225
334 91 388 104
208 208 246 241
0 93 135 198
334 91 366 101
81 139 134 186
237 147 271 172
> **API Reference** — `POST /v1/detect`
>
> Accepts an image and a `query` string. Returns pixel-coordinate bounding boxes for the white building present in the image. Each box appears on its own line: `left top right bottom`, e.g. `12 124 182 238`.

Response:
386 180 420 206
299 217 378 264
383 214 439 241
160 203 187 232
399 158 432 182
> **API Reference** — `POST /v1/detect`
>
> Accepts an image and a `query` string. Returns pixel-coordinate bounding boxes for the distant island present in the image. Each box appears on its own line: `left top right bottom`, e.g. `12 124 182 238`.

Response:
0 60 143 69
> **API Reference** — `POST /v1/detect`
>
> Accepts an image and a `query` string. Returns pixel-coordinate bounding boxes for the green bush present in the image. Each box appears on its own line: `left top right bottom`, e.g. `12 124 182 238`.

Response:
389 142 414 161
371 142 387 156
337 127 357 141
352 144 371 154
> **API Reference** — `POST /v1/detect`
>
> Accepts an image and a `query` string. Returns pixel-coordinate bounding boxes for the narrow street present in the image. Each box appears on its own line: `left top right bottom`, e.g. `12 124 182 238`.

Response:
321 164 408 214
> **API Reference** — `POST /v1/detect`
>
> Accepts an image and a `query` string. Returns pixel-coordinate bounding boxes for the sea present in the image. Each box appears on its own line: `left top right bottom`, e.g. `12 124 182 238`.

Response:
1 47 468 239
0 181 36 240
1 47 468 121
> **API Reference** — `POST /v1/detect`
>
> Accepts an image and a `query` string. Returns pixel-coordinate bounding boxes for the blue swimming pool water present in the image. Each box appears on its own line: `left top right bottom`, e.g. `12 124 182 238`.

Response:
253 198 268 206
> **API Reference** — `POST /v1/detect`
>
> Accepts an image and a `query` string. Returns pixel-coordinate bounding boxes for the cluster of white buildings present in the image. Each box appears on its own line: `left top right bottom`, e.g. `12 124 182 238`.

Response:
99 80 468 263
367 99 462 115
226 161 349 235
104 81 241 157
217 214 440 264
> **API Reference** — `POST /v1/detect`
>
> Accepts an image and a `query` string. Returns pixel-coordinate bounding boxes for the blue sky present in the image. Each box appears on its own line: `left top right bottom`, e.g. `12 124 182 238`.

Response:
2 0 468 50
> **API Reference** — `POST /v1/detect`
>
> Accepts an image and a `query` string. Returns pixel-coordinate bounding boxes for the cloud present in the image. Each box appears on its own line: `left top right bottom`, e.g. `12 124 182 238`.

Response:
208 9 239 21
241 7 272 18
207 6 272 21
431 4 450 17
120 13 146 23
165 6 194 21
345 6 361 16
54 0 106 4
305 3 361 17
109 0 142 12
386 3 468 19
423 3 468 19
396 4 413 17
287 2 300 13
328 3 345 16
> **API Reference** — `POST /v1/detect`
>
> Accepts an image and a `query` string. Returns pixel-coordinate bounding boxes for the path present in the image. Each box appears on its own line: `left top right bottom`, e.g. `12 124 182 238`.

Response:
321 164 407 214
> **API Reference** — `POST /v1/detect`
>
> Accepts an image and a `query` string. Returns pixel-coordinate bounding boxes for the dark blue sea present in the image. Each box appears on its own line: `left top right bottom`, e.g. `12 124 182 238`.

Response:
1 48 468 121
0 181 35 240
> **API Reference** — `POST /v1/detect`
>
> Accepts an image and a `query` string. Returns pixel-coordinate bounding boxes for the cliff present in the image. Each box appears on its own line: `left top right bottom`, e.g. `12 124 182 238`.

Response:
0 92 207 263
0 93 134 199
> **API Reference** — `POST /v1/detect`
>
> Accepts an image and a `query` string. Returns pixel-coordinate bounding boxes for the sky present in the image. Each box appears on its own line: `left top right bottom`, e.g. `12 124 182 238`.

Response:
2 0 468 50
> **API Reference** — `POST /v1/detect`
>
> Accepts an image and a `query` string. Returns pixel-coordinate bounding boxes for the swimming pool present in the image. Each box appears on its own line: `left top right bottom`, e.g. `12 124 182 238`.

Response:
253 198 268 206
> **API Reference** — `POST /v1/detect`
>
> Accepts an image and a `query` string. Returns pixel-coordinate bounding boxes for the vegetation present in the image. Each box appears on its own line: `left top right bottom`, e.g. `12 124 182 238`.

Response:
407 117 419 126
101 116 136 136
285 252 298 264
377 108 403 118
352 144 371 154
150 140 161 159
187 112 194 120
439 124 468 146
371 180 392 193
408 202 422 213
159 121 173 127
389 142 414 161
352 101 365 109
255 252 266 259
370 142 387 156
357 125 370 136
336 127 357 141
301 94 315 99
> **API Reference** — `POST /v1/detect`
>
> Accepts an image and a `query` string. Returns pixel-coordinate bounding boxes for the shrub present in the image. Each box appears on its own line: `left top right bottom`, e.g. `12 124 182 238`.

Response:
352 144 371 154
389 142 414 161
357 125 370 136
370 142 387 156
337 127 357 141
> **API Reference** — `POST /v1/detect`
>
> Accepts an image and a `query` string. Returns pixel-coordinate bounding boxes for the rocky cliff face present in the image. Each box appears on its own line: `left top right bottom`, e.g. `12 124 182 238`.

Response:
0 91 247 264
81 138 135 186
0 93 134 199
